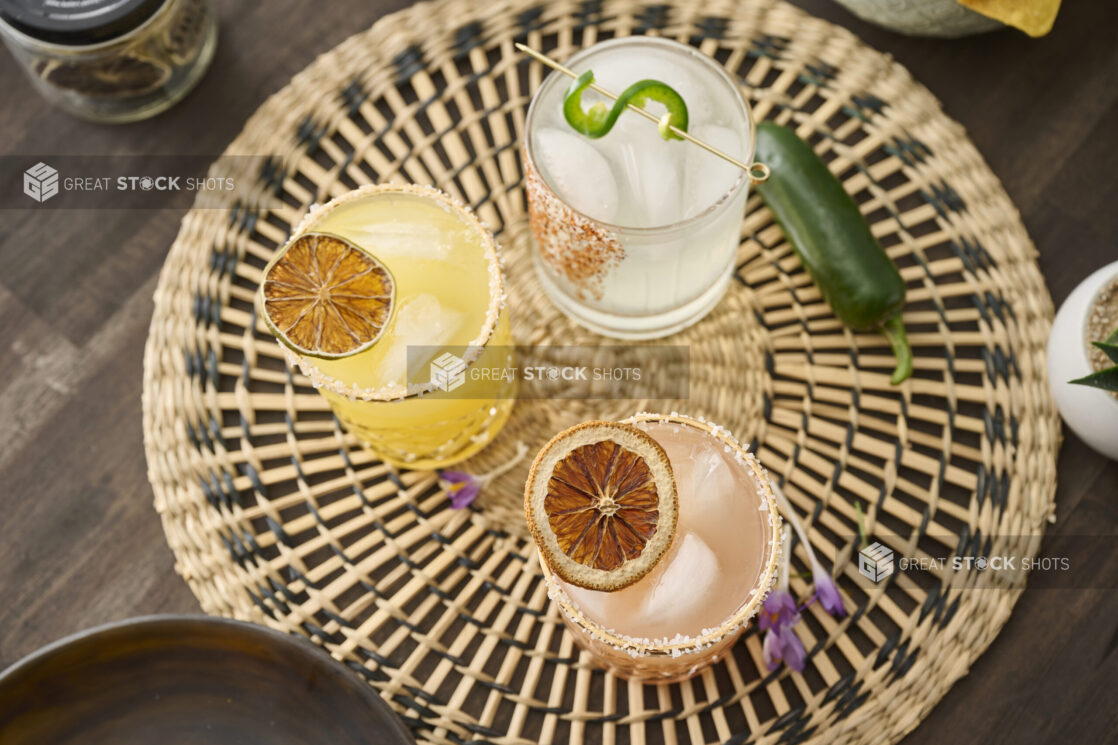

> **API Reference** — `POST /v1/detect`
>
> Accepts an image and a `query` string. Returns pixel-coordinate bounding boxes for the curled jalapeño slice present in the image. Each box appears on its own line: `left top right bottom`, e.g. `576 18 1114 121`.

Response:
562 71 689 141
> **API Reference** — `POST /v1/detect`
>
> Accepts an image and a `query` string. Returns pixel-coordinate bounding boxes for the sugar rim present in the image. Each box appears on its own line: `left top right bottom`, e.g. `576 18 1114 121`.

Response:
265 183 507 402
523 36 757 237
541 411 782 658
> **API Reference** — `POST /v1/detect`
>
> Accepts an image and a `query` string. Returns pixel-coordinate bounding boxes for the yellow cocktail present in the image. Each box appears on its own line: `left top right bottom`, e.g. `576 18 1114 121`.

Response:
259 184 514 469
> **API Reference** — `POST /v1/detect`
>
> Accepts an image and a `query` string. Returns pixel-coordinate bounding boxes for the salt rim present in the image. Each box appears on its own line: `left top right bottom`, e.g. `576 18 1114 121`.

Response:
523 153 624 301
265 183 507 402
541 411 783 658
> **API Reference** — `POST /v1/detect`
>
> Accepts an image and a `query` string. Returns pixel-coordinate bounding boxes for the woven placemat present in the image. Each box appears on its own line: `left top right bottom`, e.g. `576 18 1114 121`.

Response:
142 1 1060 743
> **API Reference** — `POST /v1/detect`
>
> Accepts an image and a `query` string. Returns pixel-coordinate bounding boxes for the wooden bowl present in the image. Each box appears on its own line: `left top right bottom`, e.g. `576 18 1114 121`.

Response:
0 615 415 745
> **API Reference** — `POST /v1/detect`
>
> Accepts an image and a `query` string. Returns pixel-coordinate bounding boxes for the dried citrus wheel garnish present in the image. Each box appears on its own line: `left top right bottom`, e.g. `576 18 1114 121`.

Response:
525 421 678 592
259 232 395 359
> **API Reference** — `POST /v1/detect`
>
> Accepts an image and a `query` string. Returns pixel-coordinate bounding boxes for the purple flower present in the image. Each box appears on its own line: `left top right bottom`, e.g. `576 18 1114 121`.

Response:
765 624 806 672
438 470 480 509
811 561 847 618
758 588 799 632
759 588 806 672
435 445 531 511
771 482 846 621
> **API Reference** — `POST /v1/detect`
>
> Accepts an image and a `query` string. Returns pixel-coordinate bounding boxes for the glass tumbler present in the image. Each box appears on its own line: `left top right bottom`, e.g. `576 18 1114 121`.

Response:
524 37 756 340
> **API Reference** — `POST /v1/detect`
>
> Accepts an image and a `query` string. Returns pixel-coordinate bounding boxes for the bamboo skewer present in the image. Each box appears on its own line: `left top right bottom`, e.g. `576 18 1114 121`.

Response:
515 42 770 183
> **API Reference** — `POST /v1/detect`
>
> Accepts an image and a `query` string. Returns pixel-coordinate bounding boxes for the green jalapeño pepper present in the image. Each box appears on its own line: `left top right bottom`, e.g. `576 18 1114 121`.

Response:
754 122 913 385
563 70 689 141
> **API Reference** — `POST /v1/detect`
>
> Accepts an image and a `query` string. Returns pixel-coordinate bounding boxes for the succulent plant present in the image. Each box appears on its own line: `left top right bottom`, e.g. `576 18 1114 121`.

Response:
1070 326 1118 391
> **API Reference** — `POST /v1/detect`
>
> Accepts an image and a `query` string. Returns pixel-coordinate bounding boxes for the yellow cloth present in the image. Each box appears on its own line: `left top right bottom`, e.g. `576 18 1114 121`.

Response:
958 0 1062 37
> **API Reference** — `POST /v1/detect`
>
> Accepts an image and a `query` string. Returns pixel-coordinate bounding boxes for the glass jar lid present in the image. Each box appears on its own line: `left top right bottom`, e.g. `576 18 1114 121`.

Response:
0 0 168 45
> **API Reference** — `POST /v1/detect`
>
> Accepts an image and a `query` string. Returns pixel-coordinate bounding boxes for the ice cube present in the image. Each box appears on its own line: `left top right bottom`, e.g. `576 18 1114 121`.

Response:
596 113 684 227
679 440 736 535
639 532 721 633
691 440 734 505
531 128 620 223
682 124 746 220
373 293 464 386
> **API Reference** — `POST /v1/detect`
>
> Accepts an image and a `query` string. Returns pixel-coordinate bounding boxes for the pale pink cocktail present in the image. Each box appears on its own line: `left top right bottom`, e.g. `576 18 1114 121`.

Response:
542 412 782 681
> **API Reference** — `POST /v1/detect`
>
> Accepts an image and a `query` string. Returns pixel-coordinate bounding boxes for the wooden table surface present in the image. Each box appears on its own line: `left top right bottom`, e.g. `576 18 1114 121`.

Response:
1 1 1115 743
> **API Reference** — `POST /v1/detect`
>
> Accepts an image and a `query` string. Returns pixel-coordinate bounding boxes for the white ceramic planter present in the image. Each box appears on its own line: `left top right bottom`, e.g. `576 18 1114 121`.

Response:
1047 260 1118 460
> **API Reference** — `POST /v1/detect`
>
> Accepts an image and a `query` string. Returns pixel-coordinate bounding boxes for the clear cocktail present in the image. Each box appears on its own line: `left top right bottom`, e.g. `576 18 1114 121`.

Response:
259 184 514 469
525 413 781 682
524 37 755 339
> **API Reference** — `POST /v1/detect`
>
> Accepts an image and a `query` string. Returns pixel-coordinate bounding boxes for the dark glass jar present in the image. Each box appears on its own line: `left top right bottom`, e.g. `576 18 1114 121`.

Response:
0 0 217 123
